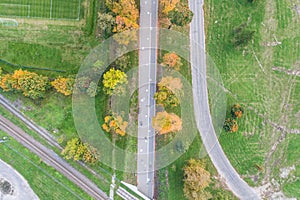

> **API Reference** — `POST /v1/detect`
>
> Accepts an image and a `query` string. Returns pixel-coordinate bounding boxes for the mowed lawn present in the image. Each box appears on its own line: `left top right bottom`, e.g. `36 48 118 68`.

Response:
205 0 300 198
0 0 82 19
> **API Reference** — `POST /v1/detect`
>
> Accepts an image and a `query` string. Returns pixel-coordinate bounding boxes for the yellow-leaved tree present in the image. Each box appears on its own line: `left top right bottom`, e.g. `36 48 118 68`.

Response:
103 68 128 96
61 138 99 164
183 159 212 200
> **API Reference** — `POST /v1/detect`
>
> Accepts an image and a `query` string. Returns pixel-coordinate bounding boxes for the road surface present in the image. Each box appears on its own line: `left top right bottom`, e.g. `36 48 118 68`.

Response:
137 0 158 198
189 0 260 199
0 114 109 200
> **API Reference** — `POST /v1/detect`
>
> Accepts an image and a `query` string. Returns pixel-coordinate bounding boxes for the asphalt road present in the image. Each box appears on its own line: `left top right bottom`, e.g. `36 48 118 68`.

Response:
189 0 260 199
137 0 158 198
0 114 109 200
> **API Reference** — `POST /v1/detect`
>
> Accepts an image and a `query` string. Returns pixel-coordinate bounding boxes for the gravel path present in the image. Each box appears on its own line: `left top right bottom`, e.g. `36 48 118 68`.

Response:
0 159 39 200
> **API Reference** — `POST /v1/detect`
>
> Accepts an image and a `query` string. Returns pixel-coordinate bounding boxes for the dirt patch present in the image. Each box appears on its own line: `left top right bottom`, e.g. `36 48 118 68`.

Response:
0 159 39 200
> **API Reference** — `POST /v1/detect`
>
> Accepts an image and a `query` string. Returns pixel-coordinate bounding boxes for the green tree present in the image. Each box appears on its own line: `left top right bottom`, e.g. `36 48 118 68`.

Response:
115 54 131 71
183 159 212 200
102 68 128 95
97 13 115 38
168 3 193 27
232 23 255 47
223 118 238 133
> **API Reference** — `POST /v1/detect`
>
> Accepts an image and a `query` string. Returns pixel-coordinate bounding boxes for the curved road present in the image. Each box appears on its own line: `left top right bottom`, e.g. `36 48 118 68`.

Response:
0 115 109 200
189 0 260 199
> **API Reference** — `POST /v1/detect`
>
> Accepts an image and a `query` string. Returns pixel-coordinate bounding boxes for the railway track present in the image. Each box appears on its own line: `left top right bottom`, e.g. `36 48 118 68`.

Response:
0 115 109 200
0 94 60 149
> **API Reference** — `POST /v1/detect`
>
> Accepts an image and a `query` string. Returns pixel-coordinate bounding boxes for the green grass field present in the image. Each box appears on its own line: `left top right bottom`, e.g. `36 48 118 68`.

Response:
0 130 92 199
0 0 82 20
205 0 300 197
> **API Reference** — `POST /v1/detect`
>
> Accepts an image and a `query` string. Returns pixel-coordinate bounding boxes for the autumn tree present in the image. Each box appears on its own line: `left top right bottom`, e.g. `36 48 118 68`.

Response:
0 74 15 92
51 77 74 96
0 69 49 99
231 104 244 119
152 111 182 134
223 118 238 133
106 0 139 32
161 52 183 71
183 159 212 200
102 113 128 136
62 138 99 164
155 76 182 108
97 13 115 38
168 3 193 27
160 0 180 15
102 68 128 96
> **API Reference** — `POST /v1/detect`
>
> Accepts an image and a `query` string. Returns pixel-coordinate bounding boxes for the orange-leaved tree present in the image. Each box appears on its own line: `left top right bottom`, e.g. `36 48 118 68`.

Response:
0 69 49 99
161 52 183 71
106 0 139 32
102 113 128 136
152 111 182 134
231 104 244 119
51 77 74 96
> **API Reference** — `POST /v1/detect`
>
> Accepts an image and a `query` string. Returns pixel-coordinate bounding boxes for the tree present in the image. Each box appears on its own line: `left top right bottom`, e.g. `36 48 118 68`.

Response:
102 68 128 95
223 118 238 133
183 159 212 200
158 76 183 91
232 23 255 47
152 111 182 134
0 74 15 92
61 138 99 164
168 3 193 27
106 0 139 32
160 0 180 15
97 13 115 38
1 69 49 99
73 77 99 97
51 77 74 96
154 76 182 108
15 69 49 99
161 52 183 71
231 104 244 119
102 113 128 136
115 54 131 71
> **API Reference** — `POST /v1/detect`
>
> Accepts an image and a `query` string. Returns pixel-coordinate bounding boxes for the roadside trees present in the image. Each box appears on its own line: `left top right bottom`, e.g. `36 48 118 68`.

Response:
183 159 212 200
161 52 183 71
152 111 182 135
102 68 128 96
168 3 193 27
102 113 128 136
